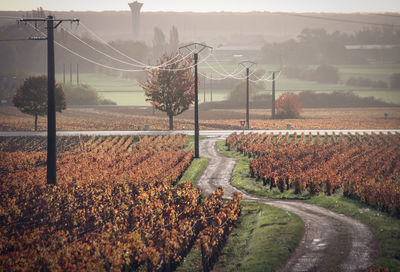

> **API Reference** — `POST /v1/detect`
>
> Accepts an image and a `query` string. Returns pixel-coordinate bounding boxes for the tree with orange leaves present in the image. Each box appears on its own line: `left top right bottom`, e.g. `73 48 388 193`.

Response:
276 92 302 119
140 54 195 130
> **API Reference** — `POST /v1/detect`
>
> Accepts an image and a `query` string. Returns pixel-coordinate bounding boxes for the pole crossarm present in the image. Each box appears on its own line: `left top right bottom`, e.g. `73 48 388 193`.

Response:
18 17 80 25
239 60 256 69
179 43 213 54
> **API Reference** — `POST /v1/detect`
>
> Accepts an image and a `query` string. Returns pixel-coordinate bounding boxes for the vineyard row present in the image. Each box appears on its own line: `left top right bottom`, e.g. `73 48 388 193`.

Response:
226 132 400 216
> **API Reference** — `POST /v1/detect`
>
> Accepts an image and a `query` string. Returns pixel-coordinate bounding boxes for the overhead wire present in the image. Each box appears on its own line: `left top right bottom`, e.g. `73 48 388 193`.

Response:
79 22 198 70
79 22 148 67
25 20 280 81
209 54 243 75
25 21 214 73
55 40 213 73
204 60 263 80
250 71 282 83
61 24 195 70
276 12 400 28
0 15 21 19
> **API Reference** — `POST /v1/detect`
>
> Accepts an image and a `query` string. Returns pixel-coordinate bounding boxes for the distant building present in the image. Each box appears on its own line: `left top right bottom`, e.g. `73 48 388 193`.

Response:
128 1 143 41
345 44 399 50
214 44 262 62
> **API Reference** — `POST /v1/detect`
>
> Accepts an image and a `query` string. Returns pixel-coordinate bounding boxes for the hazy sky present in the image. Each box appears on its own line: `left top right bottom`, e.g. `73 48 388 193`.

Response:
1 0 400 12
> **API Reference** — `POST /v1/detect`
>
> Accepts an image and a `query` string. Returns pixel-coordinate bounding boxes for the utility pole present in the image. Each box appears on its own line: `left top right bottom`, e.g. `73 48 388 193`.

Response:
63 63 65 84
18 16 79 185
70 63 72 84
271 71 278 119
210 73 213 102
239 61 256 130
203 75 206 103
179 43 212 158
77 63 79 84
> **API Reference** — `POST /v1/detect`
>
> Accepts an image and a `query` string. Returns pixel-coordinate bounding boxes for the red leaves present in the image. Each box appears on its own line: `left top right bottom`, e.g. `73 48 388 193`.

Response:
1 134 242 271
275 92 302 118
228 132 400 216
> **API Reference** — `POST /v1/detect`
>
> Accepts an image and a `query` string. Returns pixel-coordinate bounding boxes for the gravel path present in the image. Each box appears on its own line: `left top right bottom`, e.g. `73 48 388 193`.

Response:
196 137 378 272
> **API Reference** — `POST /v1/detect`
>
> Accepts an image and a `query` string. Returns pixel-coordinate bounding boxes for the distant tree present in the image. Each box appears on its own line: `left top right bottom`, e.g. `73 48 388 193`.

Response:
228 81 263 106
62 83 116 105
0 72 27 105
13 75 66 131
140 55 195 130
169 26 180 54
276 92 302 119
152 27 166 62
346 77 387 89
389 73 400 89
314 64 339 84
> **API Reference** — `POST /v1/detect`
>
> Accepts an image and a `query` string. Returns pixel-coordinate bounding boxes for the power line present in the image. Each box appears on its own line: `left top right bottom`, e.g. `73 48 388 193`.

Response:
0 15 21 19
79 22 148 67
26 22 213 73
371 13 400 18
25 19 282 81
276 12 400 28
0 38 30 42
62 25 194 70
55 40 213 73
79 22 195 70
203 61 258 80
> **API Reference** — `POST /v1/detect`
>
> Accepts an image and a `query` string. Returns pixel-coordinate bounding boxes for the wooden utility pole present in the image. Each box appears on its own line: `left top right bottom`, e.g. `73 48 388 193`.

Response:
210 73 213 102
47 16 56 184
179 43 212 158
272 71 276 119
239 61 256 130
19 16 79 185
203 76 206 103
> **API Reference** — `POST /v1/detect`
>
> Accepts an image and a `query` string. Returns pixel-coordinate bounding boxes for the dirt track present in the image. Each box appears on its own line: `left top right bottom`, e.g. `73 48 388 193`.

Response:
196 137 378 272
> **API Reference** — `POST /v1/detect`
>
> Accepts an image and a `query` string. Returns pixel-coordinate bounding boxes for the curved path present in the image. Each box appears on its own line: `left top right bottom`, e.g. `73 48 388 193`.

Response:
196 137 378 272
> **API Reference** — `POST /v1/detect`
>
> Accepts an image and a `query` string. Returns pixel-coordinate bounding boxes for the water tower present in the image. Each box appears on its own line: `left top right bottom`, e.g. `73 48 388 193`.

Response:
128 1 143 41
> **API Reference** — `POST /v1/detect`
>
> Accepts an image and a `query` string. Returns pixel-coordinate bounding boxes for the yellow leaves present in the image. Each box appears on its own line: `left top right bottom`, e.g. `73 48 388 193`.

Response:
1 135 244 271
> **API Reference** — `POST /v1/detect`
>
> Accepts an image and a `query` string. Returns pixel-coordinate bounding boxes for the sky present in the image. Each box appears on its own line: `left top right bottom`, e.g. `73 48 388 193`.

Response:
1 0 400 13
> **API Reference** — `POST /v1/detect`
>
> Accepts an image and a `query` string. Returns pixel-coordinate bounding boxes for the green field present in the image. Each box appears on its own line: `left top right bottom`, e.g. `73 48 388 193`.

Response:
56 63 400 106
56 72 228 106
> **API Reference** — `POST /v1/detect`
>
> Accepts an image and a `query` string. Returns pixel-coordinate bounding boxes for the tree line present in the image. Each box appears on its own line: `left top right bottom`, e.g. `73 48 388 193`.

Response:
261 27 400 65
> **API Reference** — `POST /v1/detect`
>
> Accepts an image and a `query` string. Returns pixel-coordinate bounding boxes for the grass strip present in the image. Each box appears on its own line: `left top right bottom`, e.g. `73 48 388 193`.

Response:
177 202 304 272
178 157 209 186
212 201 304 272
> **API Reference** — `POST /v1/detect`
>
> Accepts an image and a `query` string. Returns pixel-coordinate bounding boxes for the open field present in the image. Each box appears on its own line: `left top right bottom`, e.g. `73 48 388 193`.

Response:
202 62 400 103
55 73 228 105
55 62 400 105
1 106 400 131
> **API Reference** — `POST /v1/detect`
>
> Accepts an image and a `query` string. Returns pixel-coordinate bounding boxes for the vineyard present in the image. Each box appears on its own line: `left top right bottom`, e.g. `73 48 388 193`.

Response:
1 106 400 131
0 135 241 271
226 132 400 216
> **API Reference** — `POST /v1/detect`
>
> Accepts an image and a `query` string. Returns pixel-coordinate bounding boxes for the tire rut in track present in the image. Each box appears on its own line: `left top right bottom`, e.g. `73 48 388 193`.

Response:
196 137 378 272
